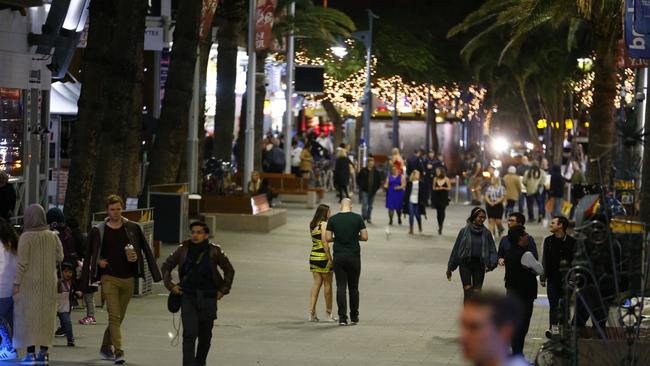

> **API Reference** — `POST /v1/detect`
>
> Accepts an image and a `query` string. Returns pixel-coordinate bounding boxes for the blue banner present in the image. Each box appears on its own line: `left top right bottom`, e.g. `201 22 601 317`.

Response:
626 0 650 59
635 0 650 34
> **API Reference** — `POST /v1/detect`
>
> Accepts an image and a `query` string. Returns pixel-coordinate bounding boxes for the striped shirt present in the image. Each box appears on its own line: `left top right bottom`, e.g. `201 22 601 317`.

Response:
486 184 505 202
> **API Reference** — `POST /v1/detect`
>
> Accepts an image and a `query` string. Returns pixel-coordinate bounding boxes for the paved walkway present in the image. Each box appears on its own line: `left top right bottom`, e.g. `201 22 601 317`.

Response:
32 193 551 365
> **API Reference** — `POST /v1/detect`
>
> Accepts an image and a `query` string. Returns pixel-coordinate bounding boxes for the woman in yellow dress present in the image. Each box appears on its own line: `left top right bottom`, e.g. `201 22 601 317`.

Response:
308 204 336 322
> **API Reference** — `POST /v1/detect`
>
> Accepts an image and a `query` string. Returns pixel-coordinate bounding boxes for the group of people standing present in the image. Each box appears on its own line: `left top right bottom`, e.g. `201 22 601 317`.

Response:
0 195 235 366
468 154 587 238
446 205 576 359
359 148 451 235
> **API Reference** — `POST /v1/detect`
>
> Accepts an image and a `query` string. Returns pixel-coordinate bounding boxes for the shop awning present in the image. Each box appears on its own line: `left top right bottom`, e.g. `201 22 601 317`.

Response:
50 81 80 116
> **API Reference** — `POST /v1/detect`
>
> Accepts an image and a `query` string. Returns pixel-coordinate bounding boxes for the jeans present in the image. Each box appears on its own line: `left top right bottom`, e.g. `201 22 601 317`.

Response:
408 202 421 229
518 193 526 213
333 255 361 322
0 297 13 349
83 292 96 317
526 193 541 221
537 191 547 219
507 291 534 355
360 191 375 220
551 196 563 217
181 293 217 366
459 258 485 301
57 312 74 342
547 280 562 327
101 275 134 354
506 199 517 217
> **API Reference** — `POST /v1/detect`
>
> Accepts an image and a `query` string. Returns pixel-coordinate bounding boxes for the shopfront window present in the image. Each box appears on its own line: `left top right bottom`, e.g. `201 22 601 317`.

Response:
0 88 24 176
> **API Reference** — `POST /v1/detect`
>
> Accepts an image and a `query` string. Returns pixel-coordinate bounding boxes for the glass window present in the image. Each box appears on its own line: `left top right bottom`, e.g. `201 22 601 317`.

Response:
0 88 24 176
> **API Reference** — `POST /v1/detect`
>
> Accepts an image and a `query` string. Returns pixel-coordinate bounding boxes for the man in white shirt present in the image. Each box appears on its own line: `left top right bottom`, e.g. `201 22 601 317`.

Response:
290 141 302 176
316 132 333 158
460 292 530 366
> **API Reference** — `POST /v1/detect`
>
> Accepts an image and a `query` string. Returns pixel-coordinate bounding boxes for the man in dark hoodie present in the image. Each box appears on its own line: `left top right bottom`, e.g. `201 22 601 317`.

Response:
504 226 543 356
549 165 564 217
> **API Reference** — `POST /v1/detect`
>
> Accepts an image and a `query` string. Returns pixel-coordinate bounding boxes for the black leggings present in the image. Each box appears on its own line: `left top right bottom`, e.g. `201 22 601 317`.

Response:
337 185 349 202
435 205 446 229
459 258 485 301
26 346 48 354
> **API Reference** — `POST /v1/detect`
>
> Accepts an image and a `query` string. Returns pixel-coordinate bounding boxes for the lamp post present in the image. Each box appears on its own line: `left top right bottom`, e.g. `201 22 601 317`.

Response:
243 0 257 191
283 1 296 174
360 9 378 167
331 10 378 167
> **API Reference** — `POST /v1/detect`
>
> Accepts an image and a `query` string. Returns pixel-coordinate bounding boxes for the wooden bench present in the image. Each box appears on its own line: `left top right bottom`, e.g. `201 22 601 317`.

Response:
233 172 322 208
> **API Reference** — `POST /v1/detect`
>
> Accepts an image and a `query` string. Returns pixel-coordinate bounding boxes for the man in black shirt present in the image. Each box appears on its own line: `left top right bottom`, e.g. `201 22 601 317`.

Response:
161 221 235 366
357 157 382 223
325 198 368 326
540 215 575 338
504 226 543 356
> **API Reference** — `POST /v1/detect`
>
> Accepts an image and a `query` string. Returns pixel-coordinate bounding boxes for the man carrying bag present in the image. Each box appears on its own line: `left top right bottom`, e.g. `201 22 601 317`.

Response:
161 222 235 366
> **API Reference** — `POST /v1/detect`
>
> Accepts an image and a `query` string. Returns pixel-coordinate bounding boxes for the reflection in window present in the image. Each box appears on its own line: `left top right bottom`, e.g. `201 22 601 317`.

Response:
0 88 24 176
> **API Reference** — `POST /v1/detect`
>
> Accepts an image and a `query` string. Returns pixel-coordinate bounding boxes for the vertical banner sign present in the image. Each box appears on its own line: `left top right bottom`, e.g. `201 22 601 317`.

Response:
634 0 650 34
199 0 219 42
626 0 650 59
255 0 277 51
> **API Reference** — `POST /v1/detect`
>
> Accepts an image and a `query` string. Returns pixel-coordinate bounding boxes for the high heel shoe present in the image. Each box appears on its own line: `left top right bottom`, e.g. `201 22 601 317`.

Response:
308 311 319 322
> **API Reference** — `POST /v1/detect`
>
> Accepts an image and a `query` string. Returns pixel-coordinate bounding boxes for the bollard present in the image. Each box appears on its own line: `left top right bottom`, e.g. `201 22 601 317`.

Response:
455 175 460 203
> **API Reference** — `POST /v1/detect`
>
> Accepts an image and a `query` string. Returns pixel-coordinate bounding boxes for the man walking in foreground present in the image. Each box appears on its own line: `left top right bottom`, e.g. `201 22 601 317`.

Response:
459 292 529 366
82 195 162 364
325 198 368 326
161 221 235 366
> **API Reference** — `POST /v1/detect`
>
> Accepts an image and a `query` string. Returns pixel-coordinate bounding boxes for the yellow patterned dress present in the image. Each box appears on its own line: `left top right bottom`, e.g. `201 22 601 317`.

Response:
309 221 332 273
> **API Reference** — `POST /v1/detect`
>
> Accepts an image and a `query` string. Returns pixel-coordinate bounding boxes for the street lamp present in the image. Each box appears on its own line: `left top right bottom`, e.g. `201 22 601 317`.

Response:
327 9 378 166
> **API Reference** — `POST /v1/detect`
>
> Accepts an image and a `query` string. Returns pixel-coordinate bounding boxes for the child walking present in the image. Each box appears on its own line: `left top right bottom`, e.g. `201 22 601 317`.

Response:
57 262 77 347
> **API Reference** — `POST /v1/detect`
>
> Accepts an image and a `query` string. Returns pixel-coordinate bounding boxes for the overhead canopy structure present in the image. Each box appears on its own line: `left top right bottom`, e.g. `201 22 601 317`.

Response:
50 81 80 116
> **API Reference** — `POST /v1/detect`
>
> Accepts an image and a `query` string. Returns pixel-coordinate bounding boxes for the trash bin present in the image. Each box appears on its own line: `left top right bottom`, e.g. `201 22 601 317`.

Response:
148 183 189 244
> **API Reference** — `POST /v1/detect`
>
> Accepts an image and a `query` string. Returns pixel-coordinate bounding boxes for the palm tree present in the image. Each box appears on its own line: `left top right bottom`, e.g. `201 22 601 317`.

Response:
449 0 622 182
64 0 147 229
212 0 245 163
147 0 203 186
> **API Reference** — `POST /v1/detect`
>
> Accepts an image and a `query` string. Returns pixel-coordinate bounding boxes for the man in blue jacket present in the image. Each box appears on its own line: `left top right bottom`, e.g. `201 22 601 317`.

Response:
497 213 538 268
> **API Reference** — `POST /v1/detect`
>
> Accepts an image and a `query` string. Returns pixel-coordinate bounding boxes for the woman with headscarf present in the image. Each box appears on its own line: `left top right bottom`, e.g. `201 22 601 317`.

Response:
446 207 498 301
12 204 63 365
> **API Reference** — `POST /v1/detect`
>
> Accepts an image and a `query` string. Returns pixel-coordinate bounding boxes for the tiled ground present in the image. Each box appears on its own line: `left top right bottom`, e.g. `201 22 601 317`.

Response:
14 193 552 365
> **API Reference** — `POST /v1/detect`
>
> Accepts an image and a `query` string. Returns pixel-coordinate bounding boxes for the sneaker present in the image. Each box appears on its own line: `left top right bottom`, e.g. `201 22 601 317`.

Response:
67 340 75 347
55 327 65 337
113 351 125 365
351 318 359 325
35 352 49 365
79 316 97 325
100 348 115 361
339 320 349 326
0 348 17 361
308 312 319 322
326 312 338 322
21 353 37 365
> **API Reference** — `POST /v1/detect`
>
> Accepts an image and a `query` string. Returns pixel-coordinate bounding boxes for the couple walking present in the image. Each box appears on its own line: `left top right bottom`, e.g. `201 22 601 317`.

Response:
308 198 368 326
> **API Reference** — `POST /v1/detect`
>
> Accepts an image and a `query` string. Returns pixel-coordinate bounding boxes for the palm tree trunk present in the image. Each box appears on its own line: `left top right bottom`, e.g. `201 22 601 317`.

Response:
147 0 203 185
322 99 343 148
64 0 147 229
213 0 243 162
586 40 618 184
516 77 541 147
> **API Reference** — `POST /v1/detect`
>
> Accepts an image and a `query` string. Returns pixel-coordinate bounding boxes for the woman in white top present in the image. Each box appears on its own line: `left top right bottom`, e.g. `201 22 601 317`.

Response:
403 170 428 234
484 177 506 237
0 218 19 360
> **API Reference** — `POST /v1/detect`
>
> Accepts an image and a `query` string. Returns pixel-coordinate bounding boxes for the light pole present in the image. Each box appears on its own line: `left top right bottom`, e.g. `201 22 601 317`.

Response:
284 1 296 174
243 0 257 190
361 9 378 166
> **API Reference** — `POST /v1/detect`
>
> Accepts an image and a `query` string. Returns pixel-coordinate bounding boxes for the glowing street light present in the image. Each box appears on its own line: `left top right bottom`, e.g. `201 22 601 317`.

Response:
330 44 348 58
491 136 509 154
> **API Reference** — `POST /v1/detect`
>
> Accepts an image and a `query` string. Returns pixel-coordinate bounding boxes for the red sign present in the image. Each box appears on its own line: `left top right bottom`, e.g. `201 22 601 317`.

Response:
618 39 650 68
255 0 277 51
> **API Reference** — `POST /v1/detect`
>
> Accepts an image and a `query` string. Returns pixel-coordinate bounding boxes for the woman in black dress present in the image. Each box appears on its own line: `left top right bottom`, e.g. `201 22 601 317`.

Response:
431 167 451 235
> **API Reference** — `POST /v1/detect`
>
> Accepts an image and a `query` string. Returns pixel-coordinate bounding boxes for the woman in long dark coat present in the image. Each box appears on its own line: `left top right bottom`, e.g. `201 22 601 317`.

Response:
333 149 353 202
